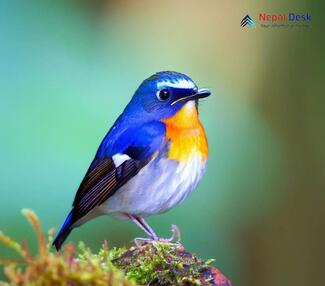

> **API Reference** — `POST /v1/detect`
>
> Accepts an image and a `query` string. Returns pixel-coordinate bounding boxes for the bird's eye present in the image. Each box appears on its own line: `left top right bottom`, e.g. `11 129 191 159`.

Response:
157 89 170 101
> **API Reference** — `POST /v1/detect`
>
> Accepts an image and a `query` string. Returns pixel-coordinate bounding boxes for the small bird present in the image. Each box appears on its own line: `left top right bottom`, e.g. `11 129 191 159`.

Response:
53 71 210 250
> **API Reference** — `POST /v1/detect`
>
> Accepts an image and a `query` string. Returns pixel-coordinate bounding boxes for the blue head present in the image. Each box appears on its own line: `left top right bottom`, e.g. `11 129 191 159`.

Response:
123 71 210 122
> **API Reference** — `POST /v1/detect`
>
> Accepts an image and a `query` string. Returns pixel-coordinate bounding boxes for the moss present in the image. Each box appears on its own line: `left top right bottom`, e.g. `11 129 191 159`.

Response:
0 210 231 286
113 241 230 286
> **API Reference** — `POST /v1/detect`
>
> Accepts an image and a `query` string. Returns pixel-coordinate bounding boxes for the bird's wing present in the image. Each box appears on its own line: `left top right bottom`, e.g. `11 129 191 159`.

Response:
69 120 166 226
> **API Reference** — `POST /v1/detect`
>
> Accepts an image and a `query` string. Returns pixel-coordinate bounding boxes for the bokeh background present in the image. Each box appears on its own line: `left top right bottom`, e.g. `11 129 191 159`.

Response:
1 1 324 285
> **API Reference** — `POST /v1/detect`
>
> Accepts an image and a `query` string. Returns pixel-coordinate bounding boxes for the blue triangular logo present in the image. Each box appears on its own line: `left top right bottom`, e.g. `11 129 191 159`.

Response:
241 15 255 28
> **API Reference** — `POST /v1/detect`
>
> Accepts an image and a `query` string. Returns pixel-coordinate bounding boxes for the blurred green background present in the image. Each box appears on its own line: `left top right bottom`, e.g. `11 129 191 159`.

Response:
0 1 324 285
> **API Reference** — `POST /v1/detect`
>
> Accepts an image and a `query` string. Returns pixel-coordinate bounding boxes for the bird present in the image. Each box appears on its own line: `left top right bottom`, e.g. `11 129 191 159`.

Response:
53 71 211 250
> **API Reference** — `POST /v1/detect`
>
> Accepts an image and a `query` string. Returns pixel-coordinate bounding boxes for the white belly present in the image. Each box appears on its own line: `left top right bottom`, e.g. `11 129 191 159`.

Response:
99 151 207 219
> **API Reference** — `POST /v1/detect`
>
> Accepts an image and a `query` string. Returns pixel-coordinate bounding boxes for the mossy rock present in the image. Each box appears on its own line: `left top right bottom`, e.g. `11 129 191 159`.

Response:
114 241 231 286
0 210 231 286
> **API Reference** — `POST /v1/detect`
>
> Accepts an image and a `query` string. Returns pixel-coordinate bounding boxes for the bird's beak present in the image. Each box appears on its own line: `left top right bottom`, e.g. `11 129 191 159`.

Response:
194 88 211 99
171 88 211 105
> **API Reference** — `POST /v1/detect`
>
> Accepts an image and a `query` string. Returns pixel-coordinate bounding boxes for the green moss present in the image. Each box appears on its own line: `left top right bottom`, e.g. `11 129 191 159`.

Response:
0 210 231 286
113 241 224 285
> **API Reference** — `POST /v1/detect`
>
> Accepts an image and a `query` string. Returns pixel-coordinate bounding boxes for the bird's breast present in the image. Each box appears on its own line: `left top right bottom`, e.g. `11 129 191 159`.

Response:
161 101 208 163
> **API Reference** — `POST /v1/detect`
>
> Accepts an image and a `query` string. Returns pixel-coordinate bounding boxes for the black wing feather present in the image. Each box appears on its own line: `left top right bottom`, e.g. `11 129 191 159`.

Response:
70 158 142 225
73 158 115 206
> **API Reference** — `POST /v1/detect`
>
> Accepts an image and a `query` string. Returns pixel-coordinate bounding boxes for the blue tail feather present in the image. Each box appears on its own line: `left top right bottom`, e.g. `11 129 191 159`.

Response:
53 212 73 251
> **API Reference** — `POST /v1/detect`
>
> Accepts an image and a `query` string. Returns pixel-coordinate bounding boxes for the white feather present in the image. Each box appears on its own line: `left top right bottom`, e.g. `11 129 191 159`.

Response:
112 154 131 167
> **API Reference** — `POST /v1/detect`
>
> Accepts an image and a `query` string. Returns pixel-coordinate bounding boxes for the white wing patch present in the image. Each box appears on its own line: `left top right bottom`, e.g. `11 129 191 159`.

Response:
112 154 131 167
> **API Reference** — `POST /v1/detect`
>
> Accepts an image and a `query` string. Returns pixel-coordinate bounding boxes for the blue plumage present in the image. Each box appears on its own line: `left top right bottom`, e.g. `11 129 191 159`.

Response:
96 121 166 161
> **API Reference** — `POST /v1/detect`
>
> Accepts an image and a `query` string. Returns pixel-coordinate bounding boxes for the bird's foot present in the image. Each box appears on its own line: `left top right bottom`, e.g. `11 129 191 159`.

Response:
133 225 181 248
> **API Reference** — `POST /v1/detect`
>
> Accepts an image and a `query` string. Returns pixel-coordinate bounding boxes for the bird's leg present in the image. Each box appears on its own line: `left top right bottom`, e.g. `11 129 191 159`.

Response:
135 216 158 240
127 214 158 240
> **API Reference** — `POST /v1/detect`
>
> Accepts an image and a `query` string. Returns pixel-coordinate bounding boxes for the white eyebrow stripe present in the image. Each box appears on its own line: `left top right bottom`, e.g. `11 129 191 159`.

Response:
157 79 196 89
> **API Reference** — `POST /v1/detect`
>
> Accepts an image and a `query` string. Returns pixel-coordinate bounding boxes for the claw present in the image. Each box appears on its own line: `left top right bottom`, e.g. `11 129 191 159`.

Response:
158 224 181 243
170 224 181 242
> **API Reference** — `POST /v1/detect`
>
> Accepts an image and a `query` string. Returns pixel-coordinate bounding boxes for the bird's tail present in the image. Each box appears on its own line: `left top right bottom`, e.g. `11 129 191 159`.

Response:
53 212 73 251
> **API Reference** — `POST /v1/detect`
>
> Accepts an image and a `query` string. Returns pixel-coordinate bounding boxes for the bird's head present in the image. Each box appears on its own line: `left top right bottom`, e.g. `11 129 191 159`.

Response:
124 71 211 122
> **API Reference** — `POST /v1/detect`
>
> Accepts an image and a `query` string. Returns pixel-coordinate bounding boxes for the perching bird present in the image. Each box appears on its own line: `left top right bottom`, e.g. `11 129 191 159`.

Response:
53 71 210 250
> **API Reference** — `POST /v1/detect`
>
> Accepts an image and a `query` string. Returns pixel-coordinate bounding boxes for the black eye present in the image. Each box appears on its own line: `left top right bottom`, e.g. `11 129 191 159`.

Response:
157 89 170 101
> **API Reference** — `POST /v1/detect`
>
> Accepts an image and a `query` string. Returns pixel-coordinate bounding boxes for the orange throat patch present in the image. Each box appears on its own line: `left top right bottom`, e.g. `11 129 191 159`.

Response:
161 101 208 163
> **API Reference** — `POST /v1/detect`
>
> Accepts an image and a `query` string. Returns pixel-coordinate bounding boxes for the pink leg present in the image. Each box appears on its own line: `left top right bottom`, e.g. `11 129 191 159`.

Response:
127 214 158 240
136 216 158 240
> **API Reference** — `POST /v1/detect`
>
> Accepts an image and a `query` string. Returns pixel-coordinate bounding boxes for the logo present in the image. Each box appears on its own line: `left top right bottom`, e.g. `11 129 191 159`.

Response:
240 15 255 28
240 12 311 29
